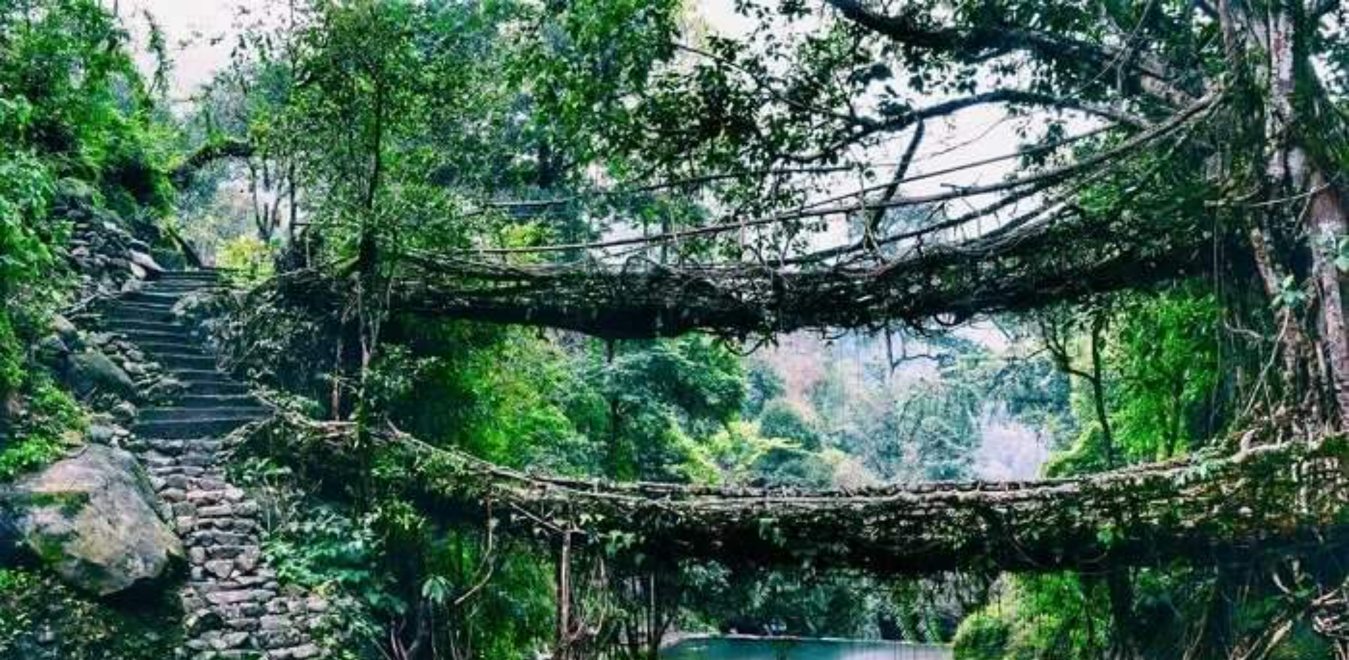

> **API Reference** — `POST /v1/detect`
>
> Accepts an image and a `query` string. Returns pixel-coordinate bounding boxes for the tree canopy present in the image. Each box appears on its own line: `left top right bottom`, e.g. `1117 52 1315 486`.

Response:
10 0 1349 658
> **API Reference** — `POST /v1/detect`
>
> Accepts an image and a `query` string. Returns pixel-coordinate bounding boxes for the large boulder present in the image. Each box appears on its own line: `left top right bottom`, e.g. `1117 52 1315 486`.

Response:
128 250 165 276
50 314 81 348
0 445 183 596
66 349 136 398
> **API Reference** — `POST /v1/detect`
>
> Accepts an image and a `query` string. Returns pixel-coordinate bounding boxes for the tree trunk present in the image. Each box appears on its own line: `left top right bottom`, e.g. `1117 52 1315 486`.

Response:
1248 225 1313 392
1261 5 1349 422
1106 570 1139 659
1089 315 1116 467
555 534 573 660
1308 168 1349 418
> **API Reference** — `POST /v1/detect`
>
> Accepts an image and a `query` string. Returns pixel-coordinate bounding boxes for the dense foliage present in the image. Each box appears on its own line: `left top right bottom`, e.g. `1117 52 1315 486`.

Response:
0 0 175 475
6 0 1349 658
0 568 182 659
179 0 1346 656
0 2 190 654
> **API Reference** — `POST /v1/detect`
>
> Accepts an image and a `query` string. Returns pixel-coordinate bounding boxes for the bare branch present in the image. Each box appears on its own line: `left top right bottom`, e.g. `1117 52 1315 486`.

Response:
824 0 1196 106
453 91 1218 257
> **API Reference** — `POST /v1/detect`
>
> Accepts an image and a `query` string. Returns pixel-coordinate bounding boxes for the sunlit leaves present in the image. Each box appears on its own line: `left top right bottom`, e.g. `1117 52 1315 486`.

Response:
0 153 55 397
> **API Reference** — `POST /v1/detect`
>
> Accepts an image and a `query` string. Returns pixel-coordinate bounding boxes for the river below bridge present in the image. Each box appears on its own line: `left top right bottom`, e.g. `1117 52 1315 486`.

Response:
662 636 952 660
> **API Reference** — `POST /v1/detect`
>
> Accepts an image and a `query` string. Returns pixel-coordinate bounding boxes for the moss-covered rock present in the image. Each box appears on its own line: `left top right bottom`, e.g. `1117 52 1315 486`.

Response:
66 350 136 399
2 445 182 596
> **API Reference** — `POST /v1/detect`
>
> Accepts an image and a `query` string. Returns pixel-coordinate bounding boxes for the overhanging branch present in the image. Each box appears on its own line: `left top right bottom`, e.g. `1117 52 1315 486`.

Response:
824 0 1197 108
172 138 254 186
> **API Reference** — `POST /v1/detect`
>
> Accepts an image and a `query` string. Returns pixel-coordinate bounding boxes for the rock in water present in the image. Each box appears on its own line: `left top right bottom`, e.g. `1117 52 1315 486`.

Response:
67 350 137 398
3 445 184 596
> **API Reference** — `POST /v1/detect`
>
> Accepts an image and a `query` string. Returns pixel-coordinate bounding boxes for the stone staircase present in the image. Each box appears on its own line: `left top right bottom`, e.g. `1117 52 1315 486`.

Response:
100 270 326 660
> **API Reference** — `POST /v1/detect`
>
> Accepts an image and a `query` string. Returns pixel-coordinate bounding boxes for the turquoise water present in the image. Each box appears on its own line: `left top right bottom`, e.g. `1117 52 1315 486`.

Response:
662 637 951 660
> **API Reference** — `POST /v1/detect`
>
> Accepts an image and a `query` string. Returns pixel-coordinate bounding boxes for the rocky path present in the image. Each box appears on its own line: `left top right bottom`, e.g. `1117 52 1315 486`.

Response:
101 270 326 660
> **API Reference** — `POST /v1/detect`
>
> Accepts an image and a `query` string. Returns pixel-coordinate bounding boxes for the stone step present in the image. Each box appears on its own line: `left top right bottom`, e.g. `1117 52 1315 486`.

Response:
107 302 178 323
153 353 220 370
122 336 204 353
155 277 219 290
139 438 225 456
151 275 217 285
159 270 221 280
175 395 261 409
184 381 250 397
141 407 270 423
116 299 179 312
134 417 265 440
146 283 211 292
125 291 190 306
151 277 216 286
136 340 210 356
101 272 328 659
109 328 196 345
103 319 192 335
146 287 212 299
171 369 237 383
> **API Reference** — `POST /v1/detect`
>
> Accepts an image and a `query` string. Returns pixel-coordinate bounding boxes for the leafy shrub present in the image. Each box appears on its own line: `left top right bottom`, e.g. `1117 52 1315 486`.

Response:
953 611 1011 660
99 132 172 215
0 0 165 448
217 235 277 285
743 358 785 417
0 152 57 401
0 568 181 659
0 434 63 483
263 506 404 616
1266 621 1333 660
749 445 833 488
1109 289 1222 461
0 314 24 401
757 398 821 450
0 377 84 481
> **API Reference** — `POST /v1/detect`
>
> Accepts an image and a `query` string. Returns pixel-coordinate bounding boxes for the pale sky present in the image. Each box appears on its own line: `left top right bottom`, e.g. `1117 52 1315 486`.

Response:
119 0 748 99
117 0 270 101
117 0 1060 234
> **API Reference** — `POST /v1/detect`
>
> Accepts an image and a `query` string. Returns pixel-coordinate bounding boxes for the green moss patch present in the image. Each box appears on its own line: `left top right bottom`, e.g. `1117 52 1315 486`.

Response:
0 568 182 660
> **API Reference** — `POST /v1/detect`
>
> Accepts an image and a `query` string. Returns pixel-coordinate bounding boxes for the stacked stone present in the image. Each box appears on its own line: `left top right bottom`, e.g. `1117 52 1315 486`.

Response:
39 180 183 433
132 435 327 660
71 328 186 406
56 179 172 300
103 271 330 660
